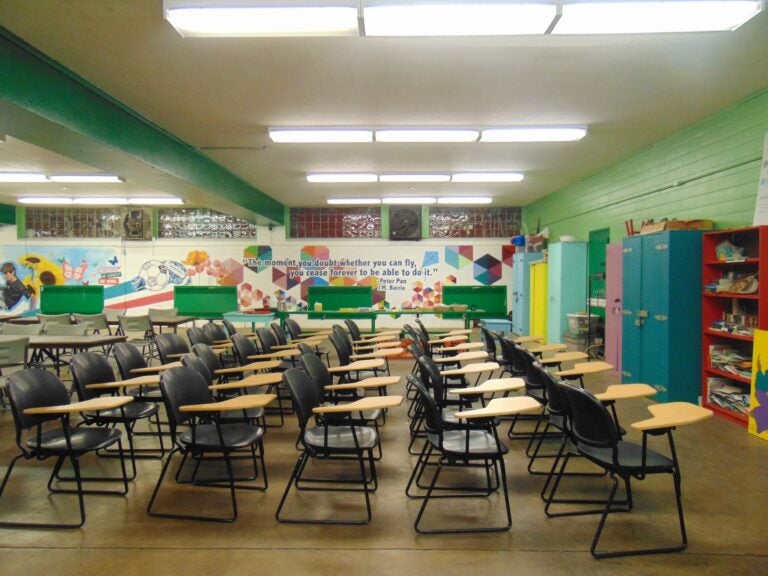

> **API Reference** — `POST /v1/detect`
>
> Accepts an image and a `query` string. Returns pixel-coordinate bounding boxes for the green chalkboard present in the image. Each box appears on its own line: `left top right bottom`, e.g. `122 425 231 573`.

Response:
307 286 373 312
174 285 237 319
442 285 507 319
40 285 104 314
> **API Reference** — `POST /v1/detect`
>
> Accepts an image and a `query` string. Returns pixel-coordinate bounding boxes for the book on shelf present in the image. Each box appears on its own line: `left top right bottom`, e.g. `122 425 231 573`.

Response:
707 377 750 414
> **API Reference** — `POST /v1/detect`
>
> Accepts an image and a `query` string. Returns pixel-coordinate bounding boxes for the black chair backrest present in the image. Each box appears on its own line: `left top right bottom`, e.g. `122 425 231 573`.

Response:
232 333 261 365
160 366 214 432
558 381 620 450
70 351 116 401
256 327 278 353
7 368 71 431
202 322 228 343
416 355 447 404
407 374 443 436
519 346 546 398
271 322 289 346
331 325 355 354
192 342 224 374
180 352 214 385
155 333 190 365
498 337 525 377
537 364 568 418
299 352 331 390
328 332 351 365
221 318 238 338
414 318 430 341
113 342 148 380
283 367 321 430
344 319 362 341
285 318 303 339
480 326 498 357
297 342 315 356
186 326 211 347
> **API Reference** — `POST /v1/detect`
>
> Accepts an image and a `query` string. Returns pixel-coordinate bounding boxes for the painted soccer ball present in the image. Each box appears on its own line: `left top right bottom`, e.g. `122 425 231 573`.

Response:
138 259 170 291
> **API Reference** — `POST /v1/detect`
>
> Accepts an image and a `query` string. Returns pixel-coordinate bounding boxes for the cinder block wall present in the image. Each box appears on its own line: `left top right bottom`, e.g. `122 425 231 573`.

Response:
524 88 768 241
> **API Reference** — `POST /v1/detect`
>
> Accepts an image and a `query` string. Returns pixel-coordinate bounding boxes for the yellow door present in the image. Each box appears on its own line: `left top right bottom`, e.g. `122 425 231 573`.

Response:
529 261 548 342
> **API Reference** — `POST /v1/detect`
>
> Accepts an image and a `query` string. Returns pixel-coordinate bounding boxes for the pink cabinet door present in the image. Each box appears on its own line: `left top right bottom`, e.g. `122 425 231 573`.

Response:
604 243 623 376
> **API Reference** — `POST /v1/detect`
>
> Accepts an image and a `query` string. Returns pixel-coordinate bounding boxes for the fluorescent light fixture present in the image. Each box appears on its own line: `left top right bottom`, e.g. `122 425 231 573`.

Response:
364 2 558 36
437 196 493 204
382 197 436 204
18 197 74 205
48 173 124 183
269 128 373 143
327 198 382 205
72 197 128 205
307 173 378 183
554 1 763 34
375 129 479 143
0 172 48 182
379 174 450 183
451 172 524 182
164 1 359 37
480 126 587 142
128 197 184 205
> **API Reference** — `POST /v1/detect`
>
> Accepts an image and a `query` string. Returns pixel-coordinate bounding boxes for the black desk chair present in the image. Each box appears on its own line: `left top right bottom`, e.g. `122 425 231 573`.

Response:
0 368 129 529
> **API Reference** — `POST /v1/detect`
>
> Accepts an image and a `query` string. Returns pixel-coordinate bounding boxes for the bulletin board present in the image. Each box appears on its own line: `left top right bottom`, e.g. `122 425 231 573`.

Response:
174 285 237 319
40 285 104 314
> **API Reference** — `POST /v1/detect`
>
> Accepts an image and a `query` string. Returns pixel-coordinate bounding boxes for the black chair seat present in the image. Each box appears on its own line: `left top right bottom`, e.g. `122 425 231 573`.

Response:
179 422 264 450
304 425 378 451
31 427 122 454
220 407 266 422
84 401 159 422
579 442 674 472
431 430 510 457
126 386 163 401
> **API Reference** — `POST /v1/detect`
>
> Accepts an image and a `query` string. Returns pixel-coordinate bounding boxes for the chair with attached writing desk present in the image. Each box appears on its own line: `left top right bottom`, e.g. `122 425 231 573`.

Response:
0 368 130 529
155 333 191 365
146 366 271 523
0 336 29 409
405 375 512 534
555 381 711 558
70 351 165 472
276 367 400 525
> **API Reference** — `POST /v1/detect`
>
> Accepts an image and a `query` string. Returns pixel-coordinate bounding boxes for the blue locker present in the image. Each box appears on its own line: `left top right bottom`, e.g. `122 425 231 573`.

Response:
621 231 702 402
511 252 542 336
547 242 587 343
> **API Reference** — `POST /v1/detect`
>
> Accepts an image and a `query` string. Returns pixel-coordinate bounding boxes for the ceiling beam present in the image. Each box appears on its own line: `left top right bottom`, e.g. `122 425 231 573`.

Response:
0 27 284 225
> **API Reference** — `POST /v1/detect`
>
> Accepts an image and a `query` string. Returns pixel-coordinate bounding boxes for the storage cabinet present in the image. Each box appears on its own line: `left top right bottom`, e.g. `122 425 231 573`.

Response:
530 261 548 341
701 226 768 425
546 242 587 344
511 252 543 335
604 243 623 377
621 231 703 403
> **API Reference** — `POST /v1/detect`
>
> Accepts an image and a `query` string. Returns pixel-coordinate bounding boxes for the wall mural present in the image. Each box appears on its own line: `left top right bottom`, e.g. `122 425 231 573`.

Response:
1 241 512 316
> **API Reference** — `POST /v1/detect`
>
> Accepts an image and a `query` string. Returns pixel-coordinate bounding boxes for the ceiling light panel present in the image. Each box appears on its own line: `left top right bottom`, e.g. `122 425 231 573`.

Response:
437 196 493 204
72 197 129 205
0 172 48 182
363 2 558 36
164 1 359 37
18 197 74 204
553 1 763 34
480 126 587 142
269 128 373 143
47 173 124 183
379 174 450 183
382 197 436 204
307 173 378 183
327 198 382 205
375 129 479 142
451 172 524 182
128 197 184 205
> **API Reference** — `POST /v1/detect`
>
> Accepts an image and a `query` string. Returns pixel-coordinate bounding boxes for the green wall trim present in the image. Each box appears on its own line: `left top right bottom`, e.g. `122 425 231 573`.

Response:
421 206 429 239
524 87 768 242
14 206 25 238
0 27 284 225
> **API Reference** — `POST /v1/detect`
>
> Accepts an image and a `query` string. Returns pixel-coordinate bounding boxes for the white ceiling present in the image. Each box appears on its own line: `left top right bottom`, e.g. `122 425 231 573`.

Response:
1 0 768 214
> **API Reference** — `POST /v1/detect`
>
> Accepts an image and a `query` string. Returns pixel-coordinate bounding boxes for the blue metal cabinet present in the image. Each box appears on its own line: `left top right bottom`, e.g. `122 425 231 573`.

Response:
511 252 543 336
547 242 587 343
621 231 702 402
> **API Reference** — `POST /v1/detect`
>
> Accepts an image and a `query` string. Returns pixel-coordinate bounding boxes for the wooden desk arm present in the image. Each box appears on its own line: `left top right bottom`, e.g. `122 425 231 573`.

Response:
325 376 400 391
350 348 403 360
85 375 161 390
209 373 283 391
248 349 299 360
313 395 403 414
180 393 277 413
448 377 526 395
25 396 134 415
130 361 182 374
454 396 542 419
327 359 385 373
631 403 713 432
440 361 499 376
215 360 280 374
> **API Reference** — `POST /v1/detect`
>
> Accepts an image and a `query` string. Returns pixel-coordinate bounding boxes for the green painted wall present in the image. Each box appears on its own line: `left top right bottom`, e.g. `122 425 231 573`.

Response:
524 88 768 241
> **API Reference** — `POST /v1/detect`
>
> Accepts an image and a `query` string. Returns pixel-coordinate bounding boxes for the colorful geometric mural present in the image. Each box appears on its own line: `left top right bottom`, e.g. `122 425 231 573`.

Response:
301 245 330 262
243 245 272 273
502 245 516 267
445 246 473 269
473 254 503 285
750 329 768 441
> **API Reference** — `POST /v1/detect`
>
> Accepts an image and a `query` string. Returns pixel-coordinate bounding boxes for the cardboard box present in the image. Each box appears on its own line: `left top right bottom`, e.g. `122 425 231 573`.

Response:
640 219 714 234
